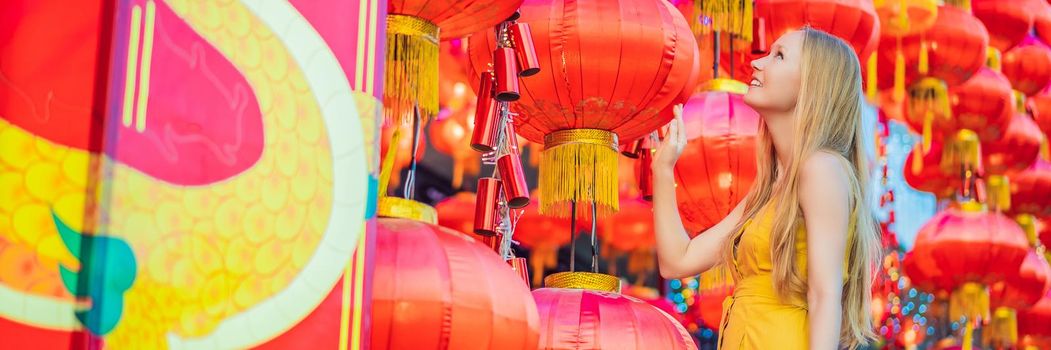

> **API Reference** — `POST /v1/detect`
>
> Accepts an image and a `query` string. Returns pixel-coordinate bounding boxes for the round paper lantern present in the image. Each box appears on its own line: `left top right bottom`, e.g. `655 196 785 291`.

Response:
1018 289 1051 348
1036 2 1051 46
1003 36 1051 96
1028 87 1051 139
904 203 1030 322
384 0 522 123
1009 159 1051 219
692 284 734 329
972 0 1034 52
429 108 479 188
436 191 477 234
982 113 1043 212
672 79 759 235
945 67 1015 142
721 0 880 82
468 0 700 219
986 250 1051 348
903 141 962 200
533 272 697 350
874 5 988 99
600 197 654 253
373 197 540 350
875 0 938 37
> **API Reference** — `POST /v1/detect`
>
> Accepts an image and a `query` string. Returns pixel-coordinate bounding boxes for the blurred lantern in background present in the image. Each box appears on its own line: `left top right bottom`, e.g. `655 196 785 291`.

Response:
971 0 1034 53
1002 36 1051 97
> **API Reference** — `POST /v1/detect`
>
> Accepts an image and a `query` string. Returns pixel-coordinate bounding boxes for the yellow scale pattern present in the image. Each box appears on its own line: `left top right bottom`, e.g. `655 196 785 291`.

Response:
0 0 334 348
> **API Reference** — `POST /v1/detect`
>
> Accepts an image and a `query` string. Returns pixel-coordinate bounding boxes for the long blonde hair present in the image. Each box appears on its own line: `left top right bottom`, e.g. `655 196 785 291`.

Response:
721 27 881 348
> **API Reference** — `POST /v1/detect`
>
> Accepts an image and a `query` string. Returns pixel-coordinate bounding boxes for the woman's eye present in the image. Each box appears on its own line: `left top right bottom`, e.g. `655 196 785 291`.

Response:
776 52 784 60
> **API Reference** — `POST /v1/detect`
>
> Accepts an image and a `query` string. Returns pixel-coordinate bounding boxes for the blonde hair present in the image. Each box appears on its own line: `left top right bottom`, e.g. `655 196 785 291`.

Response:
721 27 881 348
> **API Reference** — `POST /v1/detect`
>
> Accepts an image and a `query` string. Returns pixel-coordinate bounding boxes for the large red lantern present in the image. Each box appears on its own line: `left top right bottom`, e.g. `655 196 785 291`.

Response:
672 79 759 235
982 114 1042 177
972 0 1034 52
986 250 1051 348
373 197 540 349
1009 159 1051 219
1018 289 1051 348
384 0 522 124
721 0 880 82
1002 36 1051 96
903 203 1030 323
943 67 1014 143
468 0 700 218
874 5 987 106
982 114 1043 211
533 272 697 350
903 141 962 200
1028 87 1051 139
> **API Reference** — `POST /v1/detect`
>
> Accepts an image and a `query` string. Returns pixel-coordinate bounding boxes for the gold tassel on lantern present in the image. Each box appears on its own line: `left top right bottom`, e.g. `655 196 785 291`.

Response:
950 282 990 323
985 175 1011 212
944 0 971 12
894 38 906 102
699 0 753 42
384 14 439 125
982 307 1018 349
867 53 878 102
940 129 980 176
539 129 620 218
911 143 924 175
908 78 951 153
1017 214 1038 246
918 39 929 75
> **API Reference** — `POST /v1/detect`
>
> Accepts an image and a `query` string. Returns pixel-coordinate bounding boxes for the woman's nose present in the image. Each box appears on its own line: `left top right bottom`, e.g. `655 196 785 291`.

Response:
751 57 763 71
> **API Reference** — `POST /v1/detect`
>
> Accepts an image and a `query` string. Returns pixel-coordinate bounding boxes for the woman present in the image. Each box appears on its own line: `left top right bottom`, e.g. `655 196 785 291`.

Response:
652 28 881 349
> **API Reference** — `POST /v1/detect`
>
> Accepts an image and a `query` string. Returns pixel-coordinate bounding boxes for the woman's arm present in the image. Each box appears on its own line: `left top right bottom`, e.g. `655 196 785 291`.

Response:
799 152 851 350
652 105 744 279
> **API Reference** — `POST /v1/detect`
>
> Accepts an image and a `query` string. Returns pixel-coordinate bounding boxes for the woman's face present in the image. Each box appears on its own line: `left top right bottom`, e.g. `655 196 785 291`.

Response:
744 31 804 115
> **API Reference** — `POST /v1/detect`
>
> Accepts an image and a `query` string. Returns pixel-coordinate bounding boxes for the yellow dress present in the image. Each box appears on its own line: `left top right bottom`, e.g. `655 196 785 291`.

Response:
718 204 851 349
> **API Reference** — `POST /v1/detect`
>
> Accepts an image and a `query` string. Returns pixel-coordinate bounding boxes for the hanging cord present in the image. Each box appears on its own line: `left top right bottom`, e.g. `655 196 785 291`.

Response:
404 104 422 199
590 155 598 272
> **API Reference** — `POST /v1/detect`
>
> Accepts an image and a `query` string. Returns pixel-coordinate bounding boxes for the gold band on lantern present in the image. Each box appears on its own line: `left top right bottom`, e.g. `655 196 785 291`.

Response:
543 129 619 150
386 14 439 42
377 196 438 224
544 272 621 293
702 78 748 95
539 129 620 218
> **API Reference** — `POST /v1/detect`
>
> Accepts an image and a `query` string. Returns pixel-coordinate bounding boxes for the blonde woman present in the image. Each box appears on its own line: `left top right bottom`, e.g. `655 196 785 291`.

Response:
652 27 881 349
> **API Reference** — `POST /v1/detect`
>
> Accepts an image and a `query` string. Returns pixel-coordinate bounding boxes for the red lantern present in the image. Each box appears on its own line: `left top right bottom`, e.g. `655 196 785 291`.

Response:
385 0 522 124
671 79 759 235
986 250 1051 348
692 286 733 330
436 192 477 234
1028 87 1051 139
903 141 962 200
874 5 988 97
373 198 539 349
1008 159 1051 219
972 0 1034 52
1003 36 1051 96
468 0 700 219
1036 2 1051 47
903 203 1030 322
1018 289 1051 347
533 272 697 350
983 114 1042 177
600 197 654 253
720 0 880 82
946 67 1015 143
